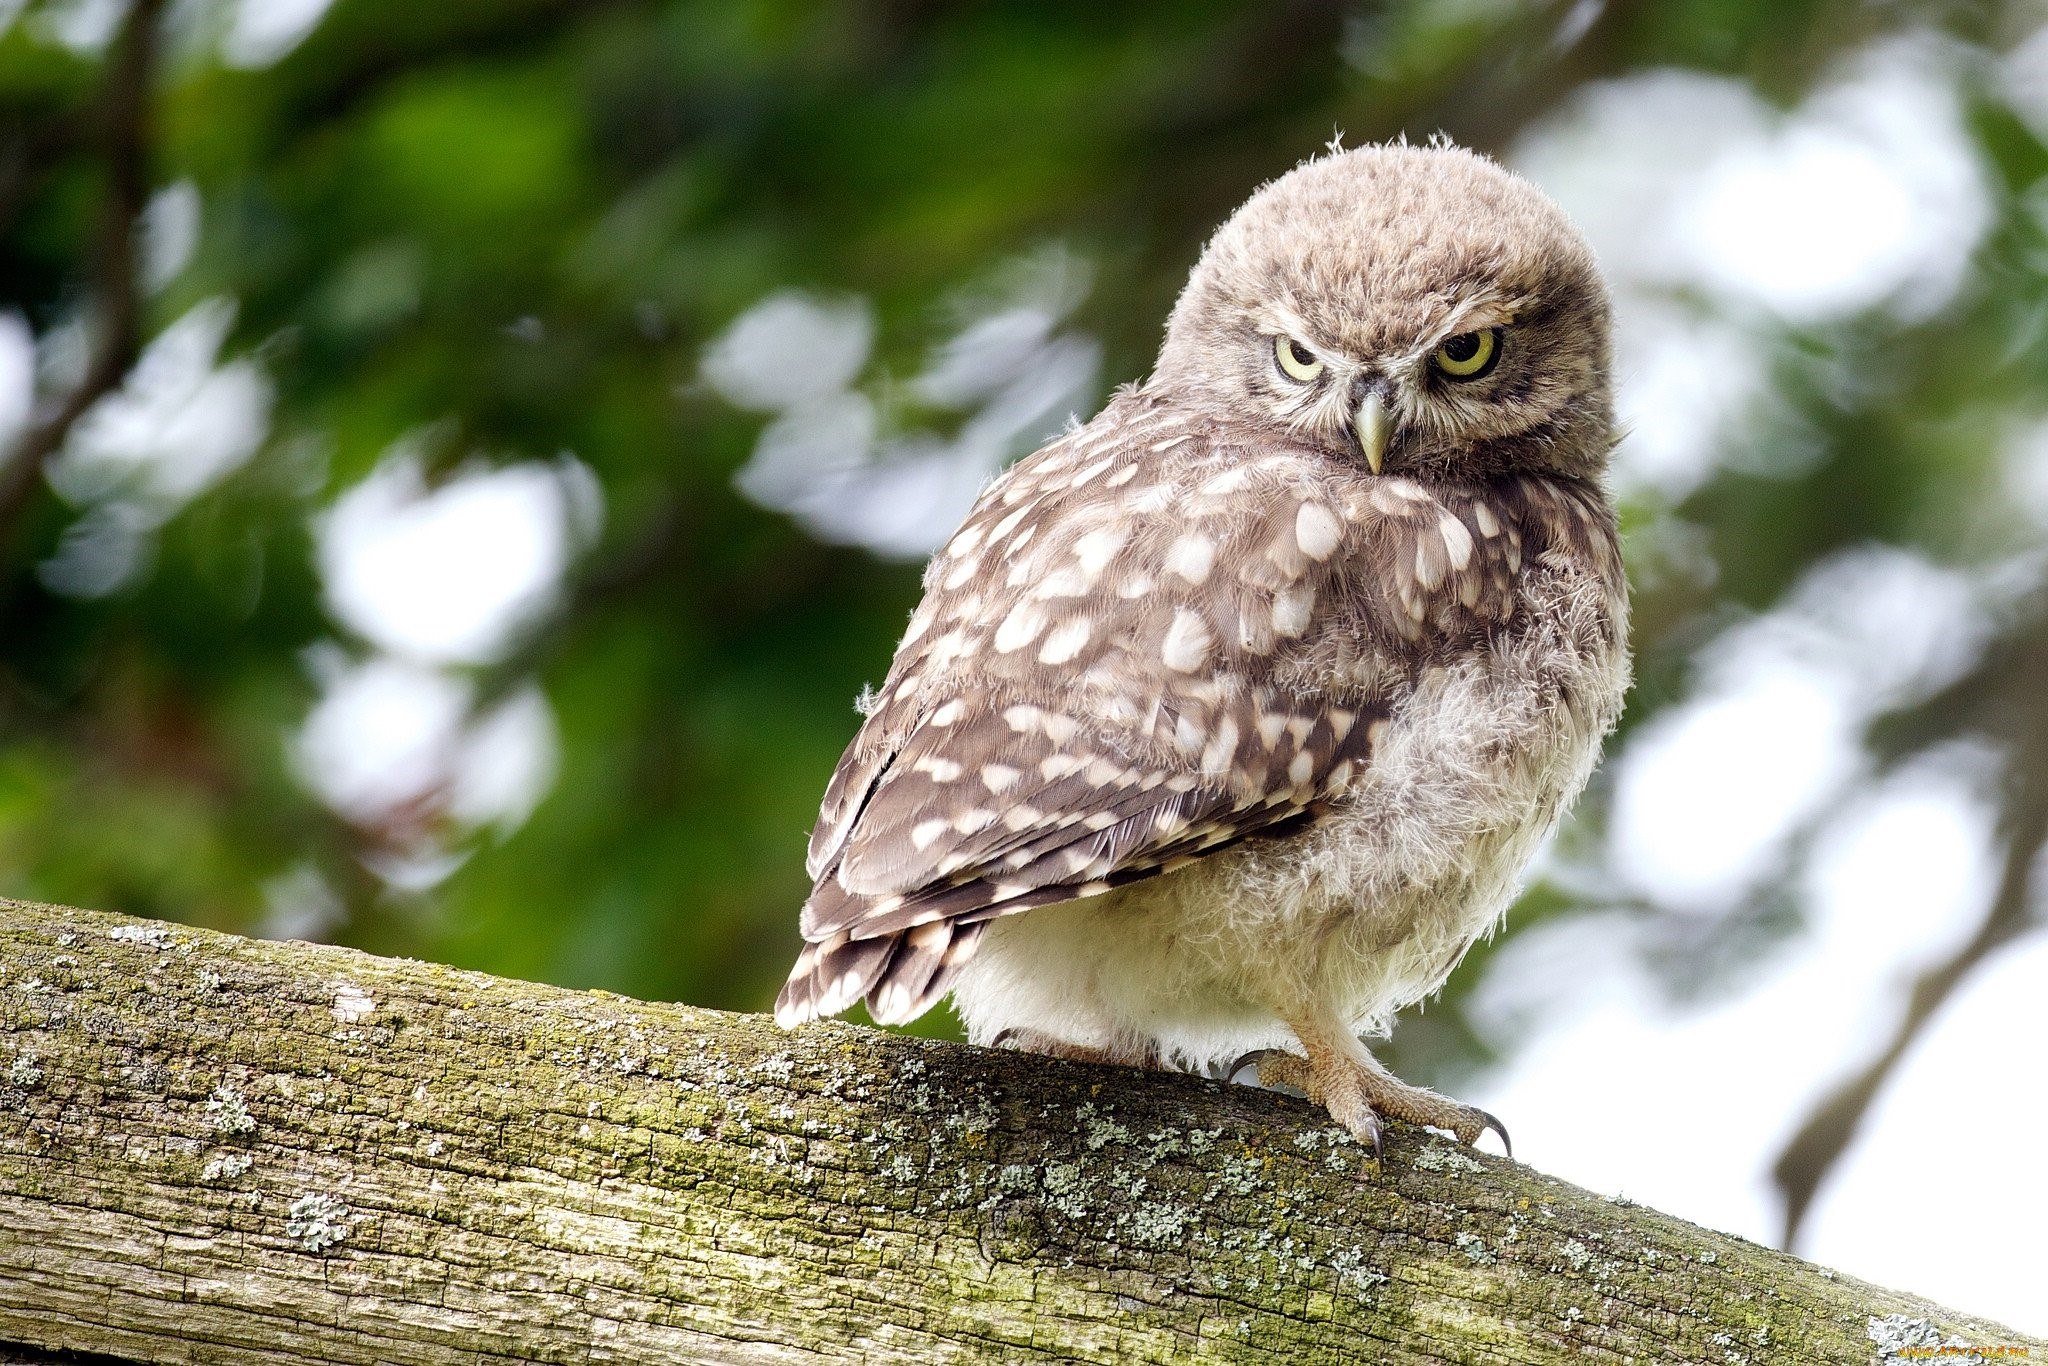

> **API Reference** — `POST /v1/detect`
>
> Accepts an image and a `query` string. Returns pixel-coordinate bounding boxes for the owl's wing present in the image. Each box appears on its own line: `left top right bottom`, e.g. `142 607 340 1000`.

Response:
777 391 1585 1028
778 690 1383 1028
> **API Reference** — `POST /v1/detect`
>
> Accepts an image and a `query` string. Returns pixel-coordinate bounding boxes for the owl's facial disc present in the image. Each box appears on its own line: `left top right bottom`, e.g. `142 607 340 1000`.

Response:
1264 319 1518 475
1156 143 1612 479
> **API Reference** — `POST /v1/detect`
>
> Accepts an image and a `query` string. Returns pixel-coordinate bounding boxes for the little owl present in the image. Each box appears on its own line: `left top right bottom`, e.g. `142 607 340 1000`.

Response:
774 142 1629 1157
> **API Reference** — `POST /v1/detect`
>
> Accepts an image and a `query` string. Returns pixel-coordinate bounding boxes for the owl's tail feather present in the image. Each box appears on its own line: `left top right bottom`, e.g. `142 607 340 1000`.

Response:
773 929 889 1027
867 920 985 1025
773 920 985 1029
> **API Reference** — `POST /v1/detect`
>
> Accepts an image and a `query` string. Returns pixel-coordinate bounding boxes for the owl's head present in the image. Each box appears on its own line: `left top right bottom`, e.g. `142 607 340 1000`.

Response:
1153 142 1612 481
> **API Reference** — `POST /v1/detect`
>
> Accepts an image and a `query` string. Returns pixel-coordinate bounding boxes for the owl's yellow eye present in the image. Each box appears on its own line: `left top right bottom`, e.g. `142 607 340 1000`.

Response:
1432 328 1500 380
1274 335 1324 383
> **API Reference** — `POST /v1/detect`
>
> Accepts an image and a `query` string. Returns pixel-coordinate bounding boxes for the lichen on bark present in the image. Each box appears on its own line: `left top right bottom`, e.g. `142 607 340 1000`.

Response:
0 896 2037 1365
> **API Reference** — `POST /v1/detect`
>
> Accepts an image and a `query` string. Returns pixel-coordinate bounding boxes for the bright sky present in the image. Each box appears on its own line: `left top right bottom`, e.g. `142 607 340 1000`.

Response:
286 445 591 870
317 450 586 667
0 313 32 451
1515 36 1990 500
705 250 1101 561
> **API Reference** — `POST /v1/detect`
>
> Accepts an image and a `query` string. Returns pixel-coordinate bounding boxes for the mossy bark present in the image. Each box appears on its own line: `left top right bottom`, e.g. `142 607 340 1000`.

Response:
0 897 2035 1365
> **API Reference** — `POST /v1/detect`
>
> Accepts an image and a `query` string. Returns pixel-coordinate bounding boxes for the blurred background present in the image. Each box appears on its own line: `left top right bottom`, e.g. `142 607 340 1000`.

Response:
3 0 2044 1333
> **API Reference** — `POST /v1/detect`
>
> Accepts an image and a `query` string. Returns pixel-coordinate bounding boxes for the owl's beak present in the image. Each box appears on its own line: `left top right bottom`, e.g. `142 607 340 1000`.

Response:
1353 391 1390 475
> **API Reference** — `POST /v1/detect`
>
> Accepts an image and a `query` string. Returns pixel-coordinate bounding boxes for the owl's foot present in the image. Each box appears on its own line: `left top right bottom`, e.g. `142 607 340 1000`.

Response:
989 1027 1163 1071
1241 1048 1385 1160
1356 1068 1509 1158
1230 1044 1510 1163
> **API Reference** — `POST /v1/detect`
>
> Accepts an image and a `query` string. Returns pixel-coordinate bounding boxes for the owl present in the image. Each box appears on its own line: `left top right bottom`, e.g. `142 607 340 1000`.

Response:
774 142 1629 1157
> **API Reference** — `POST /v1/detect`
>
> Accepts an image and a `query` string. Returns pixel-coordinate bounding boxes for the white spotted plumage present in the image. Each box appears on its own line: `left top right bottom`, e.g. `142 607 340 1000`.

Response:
775 141 1631 1155
778 384 1622 1039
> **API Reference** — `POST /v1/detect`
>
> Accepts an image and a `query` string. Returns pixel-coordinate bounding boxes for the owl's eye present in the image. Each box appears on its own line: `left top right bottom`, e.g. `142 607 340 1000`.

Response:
1432 328 1501 380
1274 335 1324 383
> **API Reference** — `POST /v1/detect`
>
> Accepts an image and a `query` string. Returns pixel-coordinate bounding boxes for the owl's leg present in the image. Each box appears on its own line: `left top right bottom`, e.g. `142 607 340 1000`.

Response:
990 1027 1164 1071
1243 1016 1510 1161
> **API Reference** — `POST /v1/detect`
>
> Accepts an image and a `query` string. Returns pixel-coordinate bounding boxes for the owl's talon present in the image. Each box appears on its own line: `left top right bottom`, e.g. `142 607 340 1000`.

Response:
1420 1100 1510 1156
1339 1104 1385 1164
1226 1049 1275 1086
1338 1102 1384 1164
1316 1072 1385 1163
1477 1109 1512 1160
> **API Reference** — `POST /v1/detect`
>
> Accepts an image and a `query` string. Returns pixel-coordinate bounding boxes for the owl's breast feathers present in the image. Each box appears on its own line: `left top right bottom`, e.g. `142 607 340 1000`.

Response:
775 390 1624 1028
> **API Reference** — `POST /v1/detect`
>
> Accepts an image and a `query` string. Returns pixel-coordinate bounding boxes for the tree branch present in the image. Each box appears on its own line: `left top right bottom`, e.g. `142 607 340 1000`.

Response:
0 897 2034 1365
0 0 165 564
1770 788 2046 1252
1774 611 2048 1250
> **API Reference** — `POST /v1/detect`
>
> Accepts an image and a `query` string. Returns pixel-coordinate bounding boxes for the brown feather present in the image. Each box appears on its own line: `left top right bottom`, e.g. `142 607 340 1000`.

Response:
781 377 1610 1026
